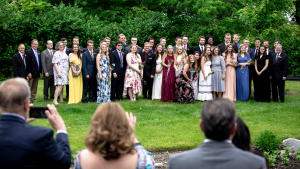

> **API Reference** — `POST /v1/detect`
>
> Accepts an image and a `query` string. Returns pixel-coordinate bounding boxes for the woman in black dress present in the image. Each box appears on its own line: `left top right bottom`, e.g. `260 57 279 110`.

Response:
254 45 270 102
175 54 196 104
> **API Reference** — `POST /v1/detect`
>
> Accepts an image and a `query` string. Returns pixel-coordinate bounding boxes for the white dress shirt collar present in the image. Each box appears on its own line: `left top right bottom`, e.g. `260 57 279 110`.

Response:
19 51 24 57
1 112 26 121
203 138 232 144
199 45 204 48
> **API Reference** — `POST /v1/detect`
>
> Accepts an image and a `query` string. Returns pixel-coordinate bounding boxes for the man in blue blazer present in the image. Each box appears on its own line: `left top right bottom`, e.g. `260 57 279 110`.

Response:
82 40 97 103
110 41 127 101
0 78 71 169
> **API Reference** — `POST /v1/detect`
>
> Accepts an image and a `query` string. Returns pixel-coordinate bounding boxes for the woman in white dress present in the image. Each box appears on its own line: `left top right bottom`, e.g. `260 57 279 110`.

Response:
152 44 164 100
197 44 213 101
174 45 187 77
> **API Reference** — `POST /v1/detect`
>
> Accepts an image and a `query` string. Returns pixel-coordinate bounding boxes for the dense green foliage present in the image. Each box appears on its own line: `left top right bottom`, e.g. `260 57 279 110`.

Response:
254 130 281 153
0 0 299 80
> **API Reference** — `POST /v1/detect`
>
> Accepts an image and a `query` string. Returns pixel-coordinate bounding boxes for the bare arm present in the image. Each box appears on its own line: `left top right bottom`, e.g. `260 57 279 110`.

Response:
182 64 192 82
96 54 102 78
201 57 206 77
161 55 169 68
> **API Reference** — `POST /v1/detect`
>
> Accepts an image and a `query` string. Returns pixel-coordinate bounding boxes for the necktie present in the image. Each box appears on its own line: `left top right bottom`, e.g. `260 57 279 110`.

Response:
255 48 258 56
276 54 279 62
119 51 123 68
90 51 94 60
184 45 187 50
201 46 203 52
34 50 39 69
22 54 25 66
50 50 53 57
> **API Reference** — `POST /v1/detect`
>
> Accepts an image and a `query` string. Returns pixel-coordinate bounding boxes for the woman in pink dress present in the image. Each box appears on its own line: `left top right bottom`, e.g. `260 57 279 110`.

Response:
161 45 178 102
222 44 237 101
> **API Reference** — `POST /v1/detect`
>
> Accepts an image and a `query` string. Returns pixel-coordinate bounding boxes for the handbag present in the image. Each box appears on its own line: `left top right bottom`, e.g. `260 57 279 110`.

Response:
72 65 81 77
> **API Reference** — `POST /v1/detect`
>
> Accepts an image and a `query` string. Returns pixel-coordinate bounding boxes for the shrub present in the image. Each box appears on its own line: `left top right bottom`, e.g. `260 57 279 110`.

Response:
264 150 278 167
254 130 281 153
281 147 290 165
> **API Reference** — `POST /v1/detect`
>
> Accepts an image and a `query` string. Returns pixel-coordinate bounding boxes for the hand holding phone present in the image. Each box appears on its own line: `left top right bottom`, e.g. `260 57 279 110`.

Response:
29 107 48 118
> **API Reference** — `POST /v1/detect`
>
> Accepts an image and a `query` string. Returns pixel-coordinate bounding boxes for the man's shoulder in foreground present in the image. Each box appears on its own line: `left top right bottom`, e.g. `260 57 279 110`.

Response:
169 141 266 169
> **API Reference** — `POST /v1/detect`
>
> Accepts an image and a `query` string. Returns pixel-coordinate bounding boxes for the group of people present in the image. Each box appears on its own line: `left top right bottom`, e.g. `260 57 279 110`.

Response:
12 33 289 104
0 78 267 169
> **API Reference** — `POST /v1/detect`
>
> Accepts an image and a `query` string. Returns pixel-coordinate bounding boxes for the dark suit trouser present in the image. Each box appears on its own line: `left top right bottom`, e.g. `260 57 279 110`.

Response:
43 75 55 100
29 78 39 102
82 76 95 102
111 68 125 101
142 75 153 99
272 79 285 102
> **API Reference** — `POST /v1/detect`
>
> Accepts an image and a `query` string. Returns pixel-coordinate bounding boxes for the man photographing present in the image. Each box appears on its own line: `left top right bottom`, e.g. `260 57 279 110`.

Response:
0 78 71 169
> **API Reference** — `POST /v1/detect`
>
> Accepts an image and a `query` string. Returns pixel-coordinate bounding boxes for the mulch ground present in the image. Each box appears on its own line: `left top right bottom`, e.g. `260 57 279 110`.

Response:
151 145 300 169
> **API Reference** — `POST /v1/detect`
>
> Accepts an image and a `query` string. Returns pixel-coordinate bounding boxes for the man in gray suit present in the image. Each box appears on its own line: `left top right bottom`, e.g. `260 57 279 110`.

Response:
41 40 55 101
125 36 142 55
168 98 267 169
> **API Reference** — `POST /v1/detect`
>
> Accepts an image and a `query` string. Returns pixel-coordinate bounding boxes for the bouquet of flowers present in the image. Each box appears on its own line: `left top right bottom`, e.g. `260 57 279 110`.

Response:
109 64 114 72
240 59 254 72
177 54 186 70
167 59 174 78
231 61 238 65
140 62 145 69
201 71 214 82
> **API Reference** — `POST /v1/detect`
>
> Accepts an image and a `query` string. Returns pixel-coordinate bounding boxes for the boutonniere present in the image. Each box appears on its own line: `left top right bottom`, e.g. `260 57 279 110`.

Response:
187 47 190 50
67 48 69 51
148 53 151 56
232 44 235 46
93 52 96 54
53 50 56 53
279 56 282 59
24 54 26 57
109 47 111 50
137 45 140 48
80 47 83 51
38 52 40 55
249 48 251 51
122 52 125 55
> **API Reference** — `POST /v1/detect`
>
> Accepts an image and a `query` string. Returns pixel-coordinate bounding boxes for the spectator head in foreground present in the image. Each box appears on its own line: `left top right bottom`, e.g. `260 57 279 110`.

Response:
168 98 267 169
74 102 154 169
0 78 71 169
200 98 237 141
232 116 251 151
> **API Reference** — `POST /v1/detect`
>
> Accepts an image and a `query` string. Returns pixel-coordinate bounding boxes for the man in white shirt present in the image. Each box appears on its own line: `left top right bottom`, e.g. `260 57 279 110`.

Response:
169 98 267 169
0 78 71 168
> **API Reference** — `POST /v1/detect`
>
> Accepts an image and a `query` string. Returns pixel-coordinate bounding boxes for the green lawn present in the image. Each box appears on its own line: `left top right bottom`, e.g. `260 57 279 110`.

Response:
1 80 300 155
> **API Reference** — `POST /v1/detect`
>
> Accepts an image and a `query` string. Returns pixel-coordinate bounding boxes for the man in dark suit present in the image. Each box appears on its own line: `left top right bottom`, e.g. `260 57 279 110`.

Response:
12 43 28 80
173 37 182 53
243 38 255 98
269 44 289 102
232 34 240 53
0 78 71 169
41 40 55 101
193 36 206 55
270 40 287 55
60 37 70 99
26 39 42 103
263 40 272 56
110 41 127 101
168 98 266 169
111 34 128 52
217 33 232 54
182 35 193 55
125 36 142 55
141 42 156 99
82 40 97 103
69 36 86 53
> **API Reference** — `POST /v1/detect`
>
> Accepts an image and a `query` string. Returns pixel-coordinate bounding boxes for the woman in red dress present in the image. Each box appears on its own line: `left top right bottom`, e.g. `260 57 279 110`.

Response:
161 45 178 102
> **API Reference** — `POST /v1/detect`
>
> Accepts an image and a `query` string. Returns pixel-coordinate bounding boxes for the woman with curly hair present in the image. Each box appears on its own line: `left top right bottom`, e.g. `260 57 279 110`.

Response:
74 102 155 169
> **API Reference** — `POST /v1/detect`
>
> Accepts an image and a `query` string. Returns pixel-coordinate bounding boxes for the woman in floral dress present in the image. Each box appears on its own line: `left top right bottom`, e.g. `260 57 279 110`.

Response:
123 45 142 102
96 44 111 103
52 41 69 104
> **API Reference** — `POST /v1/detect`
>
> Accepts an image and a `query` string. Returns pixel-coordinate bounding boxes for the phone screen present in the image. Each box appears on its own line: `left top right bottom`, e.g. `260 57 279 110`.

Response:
29 107 48 118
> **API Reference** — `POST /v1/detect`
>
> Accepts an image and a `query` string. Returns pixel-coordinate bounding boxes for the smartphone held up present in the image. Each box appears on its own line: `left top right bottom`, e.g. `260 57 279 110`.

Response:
29 107 48 119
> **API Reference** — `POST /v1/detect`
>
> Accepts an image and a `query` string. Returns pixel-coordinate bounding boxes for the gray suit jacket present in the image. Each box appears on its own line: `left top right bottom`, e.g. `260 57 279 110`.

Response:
169 140 266 169
173 45 177 53
125 45 142 55
41 49 54 75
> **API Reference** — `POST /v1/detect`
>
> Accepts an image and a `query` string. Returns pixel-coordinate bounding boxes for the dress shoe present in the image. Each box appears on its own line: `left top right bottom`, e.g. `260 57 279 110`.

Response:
82 101 88 103
89 100 94 102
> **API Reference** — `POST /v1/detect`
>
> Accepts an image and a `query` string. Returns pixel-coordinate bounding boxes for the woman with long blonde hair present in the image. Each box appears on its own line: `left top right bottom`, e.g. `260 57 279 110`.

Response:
161 45 177 102
96 44 111 103
174 45 187 76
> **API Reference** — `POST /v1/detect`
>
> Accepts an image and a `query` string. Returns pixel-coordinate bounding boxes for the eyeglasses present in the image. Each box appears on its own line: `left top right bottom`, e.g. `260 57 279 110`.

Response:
145 46 150 48
117 45 122 46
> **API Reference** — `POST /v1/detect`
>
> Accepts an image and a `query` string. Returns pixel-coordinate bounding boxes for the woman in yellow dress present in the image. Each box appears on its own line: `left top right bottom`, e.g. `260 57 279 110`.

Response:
68 43 83 104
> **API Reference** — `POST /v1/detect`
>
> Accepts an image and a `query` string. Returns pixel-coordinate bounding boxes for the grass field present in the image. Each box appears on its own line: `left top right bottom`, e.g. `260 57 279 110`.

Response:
1 80 300 155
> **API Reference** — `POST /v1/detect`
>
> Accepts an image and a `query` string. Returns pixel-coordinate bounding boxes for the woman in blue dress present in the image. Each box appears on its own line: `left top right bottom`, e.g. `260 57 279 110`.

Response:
236 44 251 101
96 44 111 103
